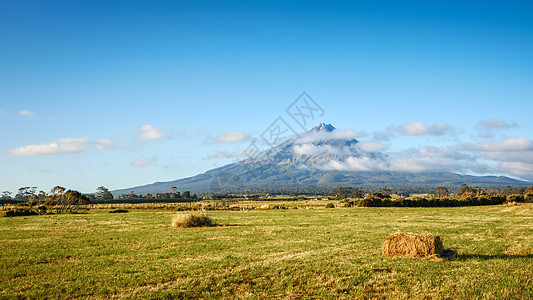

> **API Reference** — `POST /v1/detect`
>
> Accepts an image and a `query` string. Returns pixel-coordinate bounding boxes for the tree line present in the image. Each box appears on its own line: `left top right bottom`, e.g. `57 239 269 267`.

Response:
333 184 533 207
1 186 93 216
0 186 114 202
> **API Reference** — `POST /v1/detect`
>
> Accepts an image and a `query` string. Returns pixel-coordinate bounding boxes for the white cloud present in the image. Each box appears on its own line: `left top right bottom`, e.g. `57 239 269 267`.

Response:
358 142 387 152
371 130 391 141
290 126 384 159
395 122 427 135
294 128 366 144
418 146 448 158
329 129 367 139
418 146 471 160
386 155 464 173
477 119 517 130
299 139 481 174
322 156 387 171
499 162 533 177
217 131 249 143
451 137 533 179
8 136 116 157
482 151 533 164
476 119 518 138
394 121 454 136
131 156 158 167
175 130 187 137
472 148 533 179
369 122 453 140
293 142 365 157
293 144 329 156
294 144 324 155
18 110 36 119
137 124 165 141
460 137 533 152
319 150 466 173
8 138 90 157
95 139 114 150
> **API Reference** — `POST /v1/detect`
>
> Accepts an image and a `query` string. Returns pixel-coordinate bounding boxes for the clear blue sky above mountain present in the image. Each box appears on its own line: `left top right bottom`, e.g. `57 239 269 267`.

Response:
1 0 532 193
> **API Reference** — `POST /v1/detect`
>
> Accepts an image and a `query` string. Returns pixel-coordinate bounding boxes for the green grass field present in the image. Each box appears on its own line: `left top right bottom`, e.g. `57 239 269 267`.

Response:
1 203 532 299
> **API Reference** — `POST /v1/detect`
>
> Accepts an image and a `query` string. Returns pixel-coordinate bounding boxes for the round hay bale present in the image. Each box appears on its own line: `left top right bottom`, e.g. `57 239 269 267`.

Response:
383 232 444 258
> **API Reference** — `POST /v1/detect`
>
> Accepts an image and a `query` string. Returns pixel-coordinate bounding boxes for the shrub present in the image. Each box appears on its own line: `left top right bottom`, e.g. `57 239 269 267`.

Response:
343 201 355 207
109 209 129 213
382 199 393 207
325 203 335 208
507 194 524 203
171 213 214 228
259 204 271 210
37 205 47 214
1 208 39 217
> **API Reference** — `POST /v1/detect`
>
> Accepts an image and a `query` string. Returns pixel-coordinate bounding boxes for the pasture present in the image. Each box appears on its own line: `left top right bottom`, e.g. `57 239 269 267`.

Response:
1 203 532 298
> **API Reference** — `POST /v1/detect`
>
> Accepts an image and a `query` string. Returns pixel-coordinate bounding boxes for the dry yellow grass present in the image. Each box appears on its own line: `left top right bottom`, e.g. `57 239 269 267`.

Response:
1 204 531 299
171 213 214 228
383 232 445 259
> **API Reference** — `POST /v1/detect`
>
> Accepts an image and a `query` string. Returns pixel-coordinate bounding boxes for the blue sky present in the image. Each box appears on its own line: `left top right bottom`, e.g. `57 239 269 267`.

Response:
1 0 532 194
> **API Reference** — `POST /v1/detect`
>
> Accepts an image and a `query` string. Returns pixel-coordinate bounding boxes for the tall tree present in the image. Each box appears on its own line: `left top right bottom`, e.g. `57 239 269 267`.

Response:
49 186 90 213
525 186 533 200
51 186 66 198
502 186 513 196
379 187 392 196
331 187 364 199
435 187 449 198
487 188 500 195
458 184 475 196
96 186 113 200
1 191 12 200
16 187 37 201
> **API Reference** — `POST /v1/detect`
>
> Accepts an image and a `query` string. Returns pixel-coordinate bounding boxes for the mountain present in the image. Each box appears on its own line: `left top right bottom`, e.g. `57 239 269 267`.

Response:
113 123 530 195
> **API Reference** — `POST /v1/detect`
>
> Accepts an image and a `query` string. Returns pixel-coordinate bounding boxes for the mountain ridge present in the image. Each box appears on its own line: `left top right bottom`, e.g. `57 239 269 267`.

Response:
113 123 530 195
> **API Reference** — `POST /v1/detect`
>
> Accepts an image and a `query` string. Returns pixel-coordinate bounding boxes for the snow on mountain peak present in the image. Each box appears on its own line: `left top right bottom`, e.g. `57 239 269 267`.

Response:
311 123 336 132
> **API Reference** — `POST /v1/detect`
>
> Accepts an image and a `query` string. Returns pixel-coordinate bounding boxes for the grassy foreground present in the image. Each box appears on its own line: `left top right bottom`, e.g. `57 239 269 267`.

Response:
1 203 532 299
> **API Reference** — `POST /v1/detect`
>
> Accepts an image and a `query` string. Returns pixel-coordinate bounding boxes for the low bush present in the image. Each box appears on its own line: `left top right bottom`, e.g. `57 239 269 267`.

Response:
109 209 129 213
507 194 524 203
325 203 335 208
37 205 47 214
271 205 287 210
171 213 214 228
343 200 363 207
1 208 39 217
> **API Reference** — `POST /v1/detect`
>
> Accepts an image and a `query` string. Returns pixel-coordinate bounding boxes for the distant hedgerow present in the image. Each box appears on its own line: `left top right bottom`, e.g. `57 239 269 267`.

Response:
358 195 506 207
